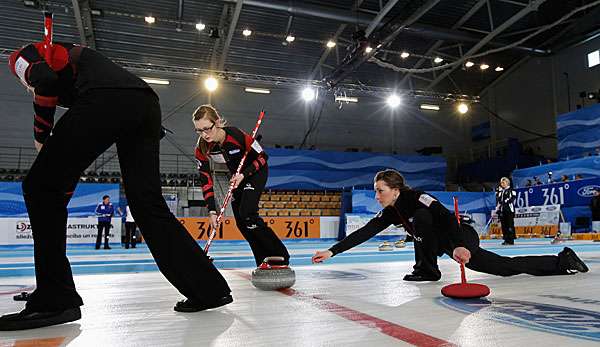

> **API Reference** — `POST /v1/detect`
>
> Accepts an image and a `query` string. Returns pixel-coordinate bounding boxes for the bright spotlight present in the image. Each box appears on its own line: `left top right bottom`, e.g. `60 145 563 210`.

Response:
480 63 490 70
434 57 444 63
242 28 252 37
387 94 401 108
326 40 336 48
465 61 474 68
286 34 295 42
302 88 315 101
365 46 373 53
457 102 469 114
145 16 156 24
196 23 206 31
204 77 218 92
400 51 410 59
495 66 504 72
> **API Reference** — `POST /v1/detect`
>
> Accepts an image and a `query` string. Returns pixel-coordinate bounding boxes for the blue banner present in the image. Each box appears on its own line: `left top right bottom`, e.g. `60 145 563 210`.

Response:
557 104 600 160
352 189 495 215
266 148 446 190
511 156 600 188
0 182 120 217
513 177 599 208
557 103 600 140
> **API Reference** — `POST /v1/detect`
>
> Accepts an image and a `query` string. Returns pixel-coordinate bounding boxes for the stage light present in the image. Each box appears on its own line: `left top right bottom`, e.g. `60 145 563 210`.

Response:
457 102 469 114
387 94 401 108
302 88 315 101
420 104 440 111
204 77 218 92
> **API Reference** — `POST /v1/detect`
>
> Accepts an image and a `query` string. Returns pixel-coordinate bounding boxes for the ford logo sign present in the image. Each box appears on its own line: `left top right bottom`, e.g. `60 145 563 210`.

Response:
577 185 600 197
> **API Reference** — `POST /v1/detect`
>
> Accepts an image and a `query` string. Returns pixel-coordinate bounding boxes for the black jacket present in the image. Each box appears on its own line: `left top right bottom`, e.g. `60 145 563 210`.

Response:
329 189 465 256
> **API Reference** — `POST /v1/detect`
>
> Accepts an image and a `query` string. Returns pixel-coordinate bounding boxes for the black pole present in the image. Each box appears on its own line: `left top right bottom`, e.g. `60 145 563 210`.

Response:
563 72 571 112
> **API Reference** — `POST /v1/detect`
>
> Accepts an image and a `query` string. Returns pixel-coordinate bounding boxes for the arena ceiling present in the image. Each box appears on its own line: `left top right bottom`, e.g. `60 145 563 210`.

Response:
1 0 599 97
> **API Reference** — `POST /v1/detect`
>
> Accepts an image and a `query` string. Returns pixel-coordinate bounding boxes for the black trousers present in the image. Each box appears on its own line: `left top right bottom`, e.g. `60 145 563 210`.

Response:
22 89 230 312
410 208 567 278
231 166 290 266
95 221 111 249
125 221 137 249
500 210 516 243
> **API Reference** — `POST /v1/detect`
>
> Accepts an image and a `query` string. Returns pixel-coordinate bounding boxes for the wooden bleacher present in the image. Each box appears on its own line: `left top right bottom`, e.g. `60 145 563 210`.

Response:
258 190 342 217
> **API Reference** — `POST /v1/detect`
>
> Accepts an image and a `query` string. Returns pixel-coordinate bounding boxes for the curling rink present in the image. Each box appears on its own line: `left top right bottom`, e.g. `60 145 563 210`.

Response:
0 239 599 346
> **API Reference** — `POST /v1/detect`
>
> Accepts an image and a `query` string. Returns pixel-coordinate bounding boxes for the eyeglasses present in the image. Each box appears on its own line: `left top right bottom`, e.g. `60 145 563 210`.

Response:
195 123 215 134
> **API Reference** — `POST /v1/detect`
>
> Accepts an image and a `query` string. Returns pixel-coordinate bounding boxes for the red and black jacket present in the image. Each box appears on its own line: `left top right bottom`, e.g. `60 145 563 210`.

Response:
8 42 153 143
194 126 267 212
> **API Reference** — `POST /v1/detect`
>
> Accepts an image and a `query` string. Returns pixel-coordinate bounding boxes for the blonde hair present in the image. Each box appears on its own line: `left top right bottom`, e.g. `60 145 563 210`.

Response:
500 177 510 185
192 104 226 155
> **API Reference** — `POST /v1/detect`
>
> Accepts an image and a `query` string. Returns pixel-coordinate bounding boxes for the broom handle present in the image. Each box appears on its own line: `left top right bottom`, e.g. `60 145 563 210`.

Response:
454 196 467 284
203 110 265 254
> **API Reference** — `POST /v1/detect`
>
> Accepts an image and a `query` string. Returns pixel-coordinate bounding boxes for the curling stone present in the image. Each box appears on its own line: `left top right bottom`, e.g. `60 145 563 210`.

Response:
394 240 406 248
378 241 394 251
251 256 295 290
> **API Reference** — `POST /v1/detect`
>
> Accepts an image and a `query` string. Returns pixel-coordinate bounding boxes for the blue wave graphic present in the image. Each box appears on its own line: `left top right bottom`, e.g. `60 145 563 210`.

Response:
0 183 119 217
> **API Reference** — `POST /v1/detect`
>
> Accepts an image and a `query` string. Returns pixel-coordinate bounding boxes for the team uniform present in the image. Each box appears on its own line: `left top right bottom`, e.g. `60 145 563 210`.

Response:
2 42 231 330
329 189 588 280
496 185 517 244
195 127 290 266
95 201 114 249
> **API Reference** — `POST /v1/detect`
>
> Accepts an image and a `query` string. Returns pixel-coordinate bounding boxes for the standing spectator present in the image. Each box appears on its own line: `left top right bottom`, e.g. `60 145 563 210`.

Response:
561 175 569 182
124 205 137 249
496 177 516 245
590 189 600 222
95 195 113 250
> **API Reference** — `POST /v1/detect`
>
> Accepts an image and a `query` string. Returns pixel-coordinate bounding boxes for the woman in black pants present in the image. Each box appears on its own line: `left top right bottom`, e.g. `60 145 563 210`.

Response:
496 176 516 245
312 169 588 281
1 42 231 331
192 105 290 266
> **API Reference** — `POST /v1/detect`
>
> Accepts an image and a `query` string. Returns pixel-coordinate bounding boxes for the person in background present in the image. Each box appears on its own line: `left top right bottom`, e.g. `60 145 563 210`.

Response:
95 195 114 250
124 205 137 249
561 175 569 182
590 189 600 222
496 177 516 245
